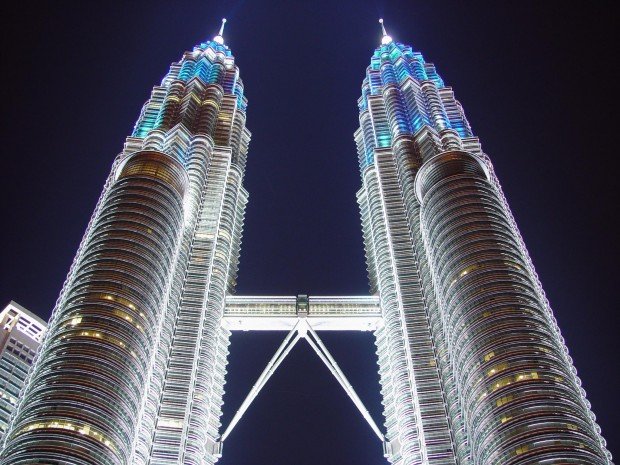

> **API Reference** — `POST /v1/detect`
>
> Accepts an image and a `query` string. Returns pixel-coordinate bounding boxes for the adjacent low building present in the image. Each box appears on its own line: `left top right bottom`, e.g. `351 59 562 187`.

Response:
0 302 46 439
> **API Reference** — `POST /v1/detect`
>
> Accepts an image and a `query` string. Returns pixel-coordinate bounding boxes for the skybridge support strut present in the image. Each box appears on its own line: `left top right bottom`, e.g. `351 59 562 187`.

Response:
304 324 385 442
219 323 302 444
216 319 385 457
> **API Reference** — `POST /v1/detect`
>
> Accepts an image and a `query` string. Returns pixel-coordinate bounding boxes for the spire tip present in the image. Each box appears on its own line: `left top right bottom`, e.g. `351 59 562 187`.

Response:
379 18 392 45
214 18 227 45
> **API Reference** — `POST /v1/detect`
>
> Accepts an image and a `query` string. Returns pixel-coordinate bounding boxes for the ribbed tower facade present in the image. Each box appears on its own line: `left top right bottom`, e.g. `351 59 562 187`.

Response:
0 18 612 465
356 25 612 465
0 24 249 465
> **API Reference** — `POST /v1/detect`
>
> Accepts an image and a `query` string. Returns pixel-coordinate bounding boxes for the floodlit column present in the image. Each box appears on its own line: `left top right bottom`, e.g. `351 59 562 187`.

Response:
1 19 251 465
415 150 610 464
0 151 188 465
356 18 611 465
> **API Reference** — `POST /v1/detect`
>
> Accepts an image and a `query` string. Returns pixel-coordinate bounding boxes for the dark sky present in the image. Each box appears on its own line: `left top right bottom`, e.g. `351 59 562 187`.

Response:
1 1 618 463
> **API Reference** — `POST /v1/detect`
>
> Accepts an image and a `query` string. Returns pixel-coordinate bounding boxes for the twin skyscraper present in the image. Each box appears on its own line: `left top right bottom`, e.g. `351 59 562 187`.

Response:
0 19 612 465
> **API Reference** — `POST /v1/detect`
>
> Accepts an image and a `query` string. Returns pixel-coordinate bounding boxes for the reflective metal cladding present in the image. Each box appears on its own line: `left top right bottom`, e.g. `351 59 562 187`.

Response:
0 17 612 465
356 24 611 465
0 30 250 465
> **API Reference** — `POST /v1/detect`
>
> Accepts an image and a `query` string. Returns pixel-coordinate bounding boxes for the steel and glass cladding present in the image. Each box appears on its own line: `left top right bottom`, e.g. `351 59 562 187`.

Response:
356 28 612 465
0 29 250 465
0 17 612 465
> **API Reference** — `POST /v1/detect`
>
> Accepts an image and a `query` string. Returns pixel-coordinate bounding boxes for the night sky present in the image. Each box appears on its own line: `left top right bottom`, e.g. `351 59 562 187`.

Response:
1 1 618 463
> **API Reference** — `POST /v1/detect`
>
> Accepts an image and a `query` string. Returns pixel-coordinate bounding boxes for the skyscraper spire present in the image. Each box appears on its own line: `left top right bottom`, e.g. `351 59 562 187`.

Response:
0 12 612 465
214 17 227 44
0 24 251 465
356 20 612 465
378 18 392 45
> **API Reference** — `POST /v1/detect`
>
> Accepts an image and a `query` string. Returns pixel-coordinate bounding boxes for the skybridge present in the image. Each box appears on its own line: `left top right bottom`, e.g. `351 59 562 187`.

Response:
222 294 383 331
217 294 388 457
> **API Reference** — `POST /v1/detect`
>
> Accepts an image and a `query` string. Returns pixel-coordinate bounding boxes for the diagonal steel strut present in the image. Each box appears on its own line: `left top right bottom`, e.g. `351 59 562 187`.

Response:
220 323 301 442
304 324 385 442
218 320 385 446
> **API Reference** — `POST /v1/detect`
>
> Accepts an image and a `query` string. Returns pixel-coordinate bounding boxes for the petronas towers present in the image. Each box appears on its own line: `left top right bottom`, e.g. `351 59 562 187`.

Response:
0 18 612 465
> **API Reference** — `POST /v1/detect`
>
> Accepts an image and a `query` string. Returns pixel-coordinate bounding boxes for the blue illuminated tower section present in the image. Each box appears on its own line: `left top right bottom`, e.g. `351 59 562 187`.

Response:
0 21 250 465
357 21 612 465
0 15 613 465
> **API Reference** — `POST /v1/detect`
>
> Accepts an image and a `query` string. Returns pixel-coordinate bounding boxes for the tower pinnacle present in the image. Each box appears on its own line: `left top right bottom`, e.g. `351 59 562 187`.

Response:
379 18 392 45
214 18 227 44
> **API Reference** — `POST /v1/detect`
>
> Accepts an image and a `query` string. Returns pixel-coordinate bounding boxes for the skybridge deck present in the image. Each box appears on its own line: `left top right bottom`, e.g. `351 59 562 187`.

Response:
222 295 382 331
